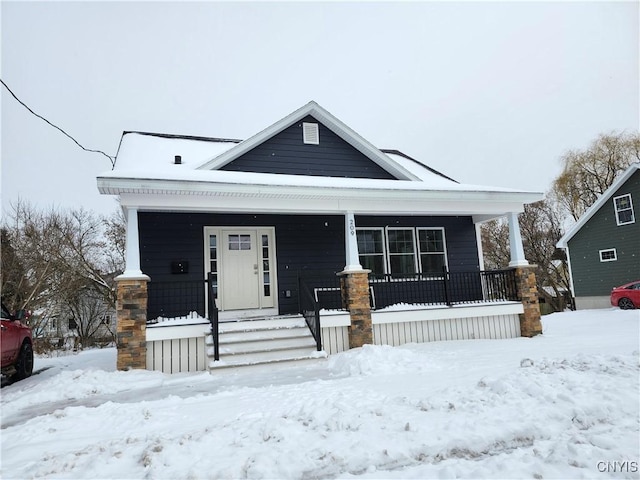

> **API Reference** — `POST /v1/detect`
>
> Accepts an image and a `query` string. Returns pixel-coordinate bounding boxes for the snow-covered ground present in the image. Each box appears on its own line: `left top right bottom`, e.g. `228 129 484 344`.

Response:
2 309 639 479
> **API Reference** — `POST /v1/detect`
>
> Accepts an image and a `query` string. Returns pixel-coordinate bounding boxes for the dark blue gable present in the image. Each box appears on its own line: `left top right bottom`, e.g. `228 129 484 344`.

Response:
220 115 398 179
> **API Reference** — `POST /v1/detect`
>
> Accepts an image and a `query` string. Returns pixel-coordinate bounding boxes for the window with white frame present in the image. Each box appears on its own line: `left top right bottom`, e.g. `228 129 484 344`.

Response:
599 248 617 262
356 227 449 276
613 194 635 225
387 228 417 275
356 228 386 275
417 228 448 274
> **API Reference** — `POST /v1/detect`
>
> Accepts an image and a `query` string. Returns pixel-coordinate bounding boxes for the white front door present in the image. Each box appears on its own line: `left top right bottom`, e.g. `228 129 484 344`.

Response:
204 227 277 312
222 231 260 310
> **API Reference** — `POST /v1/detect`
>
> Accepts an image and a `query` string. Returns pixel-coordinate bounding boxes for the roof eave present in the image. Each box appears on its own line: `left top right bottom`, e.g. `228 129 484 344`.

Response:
97 176 542 207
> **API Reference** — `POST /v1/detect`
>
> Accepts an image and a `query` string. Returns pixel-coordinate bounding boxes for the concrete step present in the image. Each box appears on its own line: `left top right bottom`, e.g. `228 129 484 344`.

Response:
209 348 327 369
206 314 325 372
210 325 312 344
216 335 317 355
217 316 307 334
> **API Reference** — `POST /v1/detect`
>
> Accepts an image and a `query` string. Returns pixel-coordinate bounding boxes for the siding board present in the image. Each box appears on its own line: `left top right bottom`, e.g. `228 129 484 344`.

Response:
221 115 397 179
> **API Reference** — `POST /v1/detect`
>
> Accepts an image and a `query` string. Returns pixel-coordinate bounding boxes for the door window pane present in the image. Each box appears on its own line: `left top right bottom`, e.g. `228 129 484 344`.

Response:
261 234 271 297
229 234 251 250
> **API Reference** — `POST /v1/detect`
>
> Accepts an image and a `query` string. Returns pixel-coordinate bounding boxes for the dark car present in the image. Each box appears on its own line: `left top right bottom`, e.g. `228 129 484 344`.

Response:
610 281 640 310
1 303 34 381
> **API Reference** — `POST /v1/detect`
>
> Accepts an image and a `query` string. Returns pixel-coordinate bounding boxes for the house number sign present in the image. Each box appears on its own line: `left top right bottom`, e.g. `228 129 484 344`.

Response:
349 218 355 236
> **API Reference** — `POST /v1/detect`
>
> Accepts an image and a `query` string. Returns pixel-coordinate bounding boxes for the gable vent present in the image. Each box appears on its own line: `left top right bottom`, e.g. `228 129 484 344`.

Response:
302 122 319 145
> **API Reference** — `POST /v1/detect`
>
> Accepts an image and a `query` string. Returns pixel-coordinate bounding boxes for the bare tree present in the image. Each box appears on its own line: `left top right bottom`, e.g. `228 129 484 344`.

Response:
479 218 510 270
552 131 640 221
519 200 572 312
1 201 124 348
480 200 572 312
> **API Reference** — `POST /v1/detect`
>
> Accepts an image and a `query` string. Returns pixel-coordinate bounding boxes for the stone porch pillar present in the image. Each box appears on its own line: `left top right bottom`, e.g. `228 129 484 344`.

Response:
116 278 148 370
116 206 151 370
338 270 373 348
513 266 543 337
339 211 373 348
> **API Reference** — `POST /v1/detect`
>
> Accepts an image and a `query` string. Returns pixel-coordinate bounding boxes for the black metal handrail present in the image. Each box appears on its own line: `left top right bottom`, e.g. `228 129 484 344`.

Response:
368 269 518 309
207 273 220 361
298 275 322 351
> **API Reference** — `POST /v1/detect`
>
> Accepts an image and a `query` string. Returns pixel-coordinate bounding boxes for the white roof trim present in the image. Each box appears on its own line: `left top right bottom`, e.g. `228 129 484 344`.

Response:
97 175 542 218
195 101 420 181
556 163 640 248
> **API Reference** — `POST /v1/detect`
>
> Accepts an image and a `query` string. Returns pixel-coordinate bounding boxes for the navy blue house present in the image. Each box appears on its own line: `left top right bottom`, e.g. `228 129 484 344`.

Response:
98 101 543 371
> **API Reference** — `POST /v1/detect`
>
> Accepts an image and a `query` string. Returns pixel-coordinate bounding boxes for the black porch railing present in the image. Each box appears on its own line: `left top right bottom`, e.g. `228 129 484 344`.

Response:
145 269 517 357
207 273 219 361
146 276 220 361
297 274 326 352
368 269 518 310
147 279 207 322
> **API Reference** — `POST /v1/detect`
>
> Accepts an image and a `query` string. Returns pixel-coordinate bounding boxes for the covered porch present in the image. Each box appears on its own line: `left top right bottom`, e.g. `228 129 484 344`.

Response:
115 208 542 373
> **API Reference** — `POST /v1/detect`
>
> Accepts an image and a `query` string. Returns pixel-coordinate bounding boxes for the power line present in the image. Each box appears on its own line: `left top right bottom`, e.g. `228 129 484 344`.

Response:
1 78 115 167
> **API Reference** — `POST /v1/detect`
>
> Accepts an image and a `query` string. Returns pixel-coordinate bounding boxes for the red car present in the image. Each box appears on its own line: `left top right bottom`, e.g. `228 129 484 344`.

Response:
610 281 640 310
1 303 34 381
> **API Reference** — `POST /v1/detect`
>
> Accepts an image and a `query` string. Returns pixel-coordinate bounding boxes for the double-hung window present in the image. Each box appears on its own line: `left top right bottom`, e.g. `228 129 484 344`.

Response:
387 228 417 275
356 227 448 276
356 228 385 275
417 228 448 274
613 194 635 226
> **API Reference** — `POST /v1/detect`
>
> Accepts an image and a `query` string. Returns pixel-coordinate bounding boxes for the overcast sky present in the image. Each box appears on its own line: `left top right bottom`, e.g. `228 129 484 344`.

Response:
1 1 638 216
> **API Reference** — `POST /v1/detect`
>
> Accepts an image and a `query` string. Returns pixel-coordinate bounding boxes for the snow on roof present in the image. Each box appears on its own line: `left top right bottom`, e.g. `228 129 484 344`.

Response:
113 132 240 172
102 131 534 195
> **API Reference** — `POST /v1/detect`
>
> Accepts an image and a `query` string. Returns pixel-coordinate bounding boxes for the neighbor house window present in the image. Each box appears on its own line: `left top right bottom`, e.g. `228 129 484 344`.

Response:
417 228 448 274
599 248 617 262
387 228 417 275
356 228 386 275
614 194 635 225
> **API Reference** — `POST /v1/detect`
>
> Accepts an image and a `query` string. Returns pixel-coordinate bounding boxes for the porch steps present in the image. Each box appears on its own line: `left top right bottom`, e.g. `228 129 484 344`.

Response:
206 315 327 371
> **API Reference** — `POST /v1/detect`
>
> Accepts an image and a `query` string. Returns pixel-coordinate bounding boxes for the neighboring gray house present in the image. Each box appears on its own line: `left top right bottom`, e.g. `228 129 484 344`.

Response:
557 163 640 309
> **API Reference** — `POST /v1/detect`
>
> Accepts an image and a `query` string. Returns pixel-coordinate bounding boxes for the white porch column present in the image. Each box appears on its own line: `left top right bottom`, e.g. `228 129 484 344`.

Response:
117 207 150 280
343 211 363 272
507 211 529 267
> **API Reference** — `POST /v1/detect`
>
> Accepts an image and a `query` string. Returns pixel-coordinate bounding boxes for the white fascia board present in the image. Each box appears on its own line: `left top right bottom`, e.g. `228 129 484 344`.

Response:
195 101 420 181
115 187 538 217
556 163 640 248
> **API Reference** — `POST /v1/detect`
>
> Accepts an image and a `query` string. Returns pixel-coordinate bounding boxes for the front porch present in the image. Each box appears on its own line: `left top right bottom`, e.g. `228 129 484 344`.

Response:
132 267 538 374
